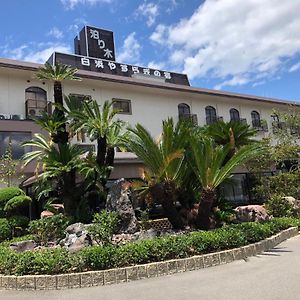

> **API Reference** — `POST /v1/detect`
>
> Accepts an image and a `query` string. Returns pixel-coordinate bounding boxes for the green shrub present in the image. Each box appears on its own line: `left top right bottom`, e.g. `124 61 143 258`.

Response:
8 216 30 237
265 194 298 217
0 218 299 275
29 214 70 245
0 187 24 205
4 195 32 212
88 211 120 245
0 218 11 241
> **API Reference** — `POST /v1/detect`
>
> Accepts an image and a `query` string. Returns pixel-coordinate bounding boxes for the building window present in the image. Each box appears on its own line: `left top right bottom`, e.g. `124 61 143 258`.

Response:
25 87 47 118
178 103 190 117
230 108 240 122
205 106 217 125
0 132 31 160
112 99 132 114
26 87 47 101
251 111 261 128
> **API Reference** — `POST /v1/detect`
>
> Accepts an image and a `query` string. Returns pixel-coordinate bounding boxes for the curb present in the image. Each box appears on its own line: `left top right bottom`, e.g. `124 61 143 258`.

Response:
0 227 298 290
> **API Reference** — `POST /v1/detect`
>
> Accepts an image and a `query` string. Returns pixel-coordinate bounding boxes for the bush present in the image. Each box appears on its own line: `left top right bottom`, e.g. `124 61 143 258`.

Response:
4 195 32 212
265 194 299 217
0 217 299 275
0 187 24 204
29 214 70 245
8 216 30 237
0 218 11 241
88 211 119 245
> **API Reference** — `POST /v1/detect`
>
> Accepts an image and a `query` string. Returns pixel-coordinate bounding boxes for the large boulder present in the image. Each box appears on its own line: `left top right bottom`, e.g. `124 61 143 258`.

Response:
234 205 270 223
106 178 139 234
60 223 93 252
10 240 37 252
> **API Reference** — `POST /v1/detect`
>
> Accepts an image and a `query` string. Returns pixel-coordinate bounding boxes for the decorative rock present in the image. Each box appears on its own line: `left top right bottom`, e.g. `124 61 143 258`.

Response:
40 210 54 219
10 240 37 253
133 228 158 241
283 196 299 211
106 178 139 234
65 223 86 235
60 223 93 252
234 205 270 223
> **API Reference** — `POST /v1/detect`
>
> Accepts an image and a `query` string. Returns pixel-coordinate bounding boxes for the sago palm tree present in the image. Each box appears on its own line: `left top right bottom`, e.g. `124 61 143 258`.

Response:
127 119 190 229
205 120 257 160
35 62 81 144
22 134 84 216
65 97 128 183
189 136 263 230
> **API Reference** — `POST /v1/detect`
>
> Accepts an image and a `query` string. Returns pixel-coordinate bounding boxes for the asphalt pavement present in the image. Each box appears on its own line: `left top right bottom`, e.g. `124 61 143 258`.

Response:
1 235 300 300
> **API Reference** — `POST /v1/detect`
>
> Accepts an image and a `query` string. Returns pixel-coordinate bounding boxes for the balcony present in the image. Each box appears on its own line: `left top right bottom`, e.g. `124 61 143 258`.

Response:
25 99 52 119
205 116 224 125
179 113 198 125
252 119 268 132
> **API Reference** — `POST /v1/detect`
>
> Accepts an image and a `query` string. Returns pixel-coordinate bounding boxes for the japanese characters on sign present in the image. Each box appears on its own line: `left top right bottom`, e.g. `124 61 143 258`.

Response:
53 25 190 86
80 56 172 79
48 52 190 86
75 26 116 61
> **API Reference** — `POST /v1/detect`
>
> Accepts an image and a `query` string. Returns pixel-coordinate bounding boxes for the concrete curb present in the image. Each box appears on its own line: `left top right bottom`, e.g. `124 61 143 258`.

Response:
0 227 298 290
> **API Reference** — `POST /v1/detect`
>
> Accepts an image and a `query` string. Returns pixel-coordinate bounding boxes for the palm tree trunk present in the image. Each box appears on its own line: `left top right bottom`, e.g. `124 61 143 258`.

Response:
53 80 68 144
62 169 77 216
96 136 107 167
196 189 216 230
150 182 184 229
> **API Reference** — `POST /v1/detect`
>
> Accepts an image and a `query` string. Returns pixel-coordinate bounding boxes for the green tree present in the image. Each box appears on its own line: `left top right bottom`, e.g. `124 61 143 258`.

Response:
205 120 257 160
22 134 84 216
35 63 80 144
65 98 128 184
127 119 190 229
189 136 263 230
0 142 19 187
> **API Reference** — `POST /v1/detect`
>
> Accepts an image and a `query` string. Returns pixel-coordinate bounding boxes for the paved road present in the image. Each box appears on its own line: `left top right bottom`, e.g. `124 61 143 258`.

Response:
2 235 300 300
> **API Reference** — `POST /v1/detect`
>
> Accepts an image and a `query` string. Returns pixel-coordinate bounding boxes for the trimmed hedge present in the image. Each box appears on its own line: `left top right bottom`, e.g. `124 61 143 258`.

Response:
0 187 24 205
0 217 299 276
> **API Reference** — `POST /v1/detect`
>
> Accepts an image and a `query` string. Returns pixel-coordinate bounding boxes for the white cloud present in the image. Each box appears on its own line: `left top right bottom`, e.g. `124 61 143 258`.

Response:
147 60 165 70
150 0 300 88
118 32 141 64
289 62 300 72
2 43 71 64
135 2 159 27
214 76 249 90
48 27 64 39
61 0 112 10
150 24 167 44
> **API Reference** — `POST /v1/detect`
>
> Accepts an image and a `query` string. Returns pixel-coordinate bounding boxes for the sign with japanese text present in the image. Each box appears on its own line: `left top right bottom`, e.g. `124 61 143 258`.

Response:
48 52 190 86
74 26 116 61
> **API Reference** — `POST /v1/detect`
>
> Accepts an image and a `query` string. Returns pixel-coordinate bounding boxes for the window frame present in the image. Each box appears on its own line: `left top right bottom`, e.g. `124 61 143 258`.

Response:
205 106 217 125
0 131 32 160
112 98 132 115
230 108 240 122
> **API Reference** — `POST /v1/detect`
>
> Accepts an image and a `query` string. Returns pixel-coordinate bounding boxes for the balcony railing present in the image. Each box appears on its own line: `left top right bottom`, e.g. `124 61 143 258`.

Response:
206 116 224 125
25 99 51 119
179 113 198 125
252 119 268 132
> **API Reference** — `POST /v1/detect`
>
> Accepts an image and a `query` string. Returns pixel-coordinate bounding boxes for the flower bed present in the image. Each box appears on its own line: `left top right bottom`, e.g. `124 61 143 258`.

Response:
0 217 299 276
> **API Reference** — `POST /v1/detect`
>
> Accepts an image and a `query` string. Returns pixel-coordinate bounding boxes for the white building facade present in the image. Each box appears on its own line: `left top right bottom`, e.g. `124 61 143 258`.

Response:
0 26 299 203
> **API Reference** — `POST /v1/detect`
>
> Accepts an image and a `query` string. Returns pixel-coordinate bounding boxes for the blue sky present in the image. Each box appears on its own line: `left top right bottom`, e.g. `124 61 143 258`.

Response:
0 0 300 102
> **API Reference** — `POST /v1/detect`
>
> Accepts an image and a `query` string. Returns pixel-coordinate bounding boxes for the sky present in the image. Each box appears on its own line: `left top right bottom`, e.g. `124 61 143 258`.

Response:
0 0 300 102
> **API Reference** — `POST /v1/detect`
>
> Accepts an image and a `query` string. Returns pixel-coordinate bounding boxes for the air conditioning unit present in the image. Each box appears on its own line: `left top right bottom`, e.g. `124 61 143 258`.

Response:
10 114 24 120
26 107 46 118
0 113 10 120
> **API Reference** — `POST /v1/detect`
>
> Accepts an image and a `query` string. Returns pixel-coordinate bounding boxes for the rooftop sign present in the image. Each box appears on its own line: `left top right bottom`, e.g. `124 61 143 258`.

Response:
47 26 190 86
